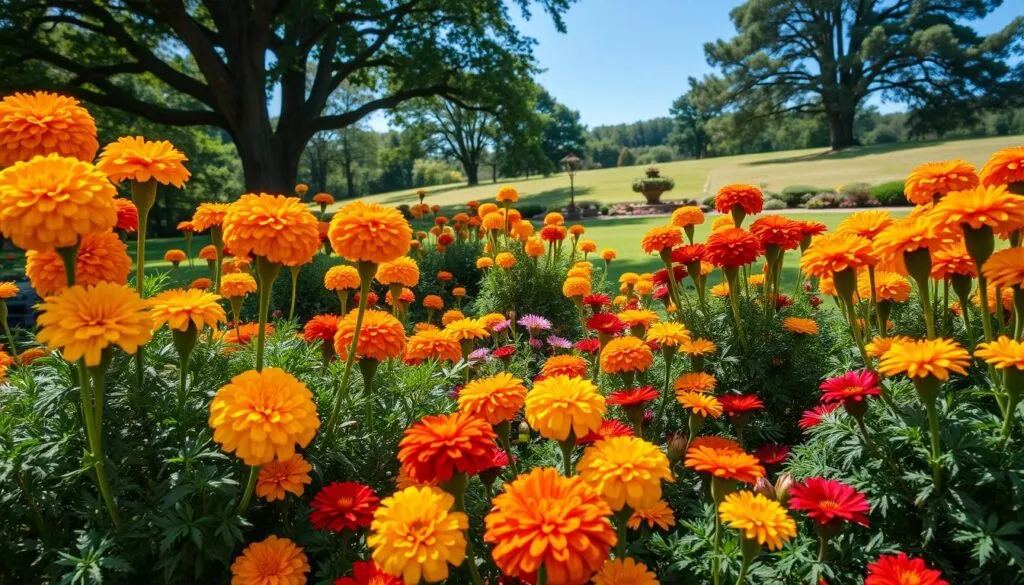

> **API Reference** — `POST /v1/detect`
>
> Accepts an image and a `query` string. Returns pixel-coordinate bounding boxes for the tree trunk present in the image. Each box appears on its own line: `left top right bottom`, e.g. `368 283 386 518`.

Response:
825 108 859 151
463 161 479 186
342 134 356 199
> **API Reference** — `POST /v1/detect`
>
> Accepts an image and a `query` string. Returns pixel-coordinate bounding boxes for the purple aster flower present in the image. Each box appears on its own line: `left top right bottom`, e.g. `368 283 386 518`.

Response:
518 314 552 332
546 335 572 350
491 319 512 333
468 347 491 365
529 337 543 349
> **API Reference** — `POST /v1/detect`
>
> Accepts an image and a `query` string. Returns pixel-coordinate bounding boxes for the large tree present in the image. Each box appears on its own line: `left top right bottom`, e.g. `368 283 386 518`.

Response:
702 0 1024 150
669 76 723 159
398 98 496 185
0 0 574 191
536 88 586 167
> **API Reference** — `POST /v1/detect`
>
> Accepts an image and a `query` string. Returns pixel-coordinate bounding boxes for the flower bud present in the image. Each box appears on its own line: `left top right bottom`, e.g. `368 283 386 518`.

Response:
518 421 531 444
754 476 777 500
774 473 795 505
666 432 687 465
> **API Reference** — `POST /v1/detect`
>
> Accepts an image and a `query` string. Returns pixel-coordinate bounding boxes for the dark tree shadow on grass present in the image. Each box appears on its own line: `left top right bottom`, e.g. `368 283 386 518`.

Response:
742 139 965 166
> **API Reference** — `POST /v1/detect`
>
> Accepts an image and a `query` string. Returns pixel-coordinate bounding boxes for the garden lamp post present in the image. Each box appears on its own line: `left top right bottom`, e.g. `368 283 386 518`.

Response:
561 152 581 219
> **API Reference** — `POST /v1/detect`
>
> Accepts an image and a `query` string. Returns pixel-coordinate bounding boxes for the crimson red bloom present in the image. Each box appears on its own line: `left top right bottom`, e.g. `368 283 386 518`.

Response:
789 477 870 527
583 294 611 310
820 370 881 405
309 481 380 533
754 444 790 465
493 345 516 359
586 313 626 335
438 233 454 246
774 294 793 310
866 553 947 585
576 419 634 445
719 394 764 416
607 386 660 407
479 445 511 474
653 265 688 286
671 243 706 265
799 402 842 431
334 560 401 585
706 228 760 268
652 286 670 301
574 338 601 354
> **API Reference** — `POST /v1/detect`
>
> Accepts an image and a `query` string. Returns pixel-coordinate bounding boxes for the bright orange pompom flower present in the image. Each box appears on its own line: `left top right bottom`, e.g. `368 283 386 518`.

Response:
458 372 528 424
878 337 970 381
485 467 617 585
96 136 191 187
398 411 496 482
674 372 717 393
220 272 258 299
0 91 98 165
164 249 187 264
422 294 444 311
312 192 335 207
230 535 309 585
113 198 138 232
684 444 765 484
541 354 590 378
980 146 1024 188
671 205 705 227
302 314 340 344
0 154 117 251
750 215 803 250
256 454 313 502
799 232 874 278
375 256 419 287
404 329 461 364
641 225 683 254
333 309 406 362
223 193 320 266
715 184 764 215
872 215 952 261
904 160 978 205
25 231 132 296
149 288 226 332
324 265 361 291
562 276 592 298
0 282 17 300
705 228 761 268
192 202 231 233
329 201 412 264
600 336 654 374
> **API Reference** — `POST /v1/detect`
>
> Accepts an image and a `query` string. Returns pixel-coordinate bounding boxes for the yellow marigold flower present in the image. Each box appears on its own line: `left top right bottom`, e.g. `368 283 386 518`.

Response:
628 499 676 531
718 491 797 551
857 270 911 303
96 136 190 187
441 309 464 326
711 215 735 232
375 256 419 287
580 239 597 253
982 247 1024 289
641 225 683 254
220 272 258 299
975 336 1024 370
482 211 506 231
0 154 117 251
600 336 654 374
324 265 361 291
223 193 320 267
710 282 731 298
836 209 894 240
563 276 591 298
0 91 98 165
230 535 309 585
929 184 1024 237
593 558 659 585
700 261 714 276
485 467 616 585
581 434 675 512
524 236 545 257
873 215 953 262
256 454 313 502
619 272 639 285
646 321 691 347
905 160 979 205
496 184 519 203
526 375 606 441
25 231 132 296
676 391 723 417
369 486 467 584
329 201 412 264
671 205 705 227
674 372 717 393
602 248 617 261
495 252 516 269
542 354 590 378
35 282 152 367
634 280 654 296
458 372 528 424
865 335 913 358
681 338 717 356
149 288 226 332
544 212 564 226
617 309 659 328
404 329 461 364
800 232 874 278
782 316 819 335
980 146 1024 187
444 318 489 341
567 267 590 279
480 313 506 330
476 257 493 269
0 282 17 300
192 202 231 232
878 337 970 381
209 368 319 466
334 309 406 362
748 274 766 287
477 202 498 218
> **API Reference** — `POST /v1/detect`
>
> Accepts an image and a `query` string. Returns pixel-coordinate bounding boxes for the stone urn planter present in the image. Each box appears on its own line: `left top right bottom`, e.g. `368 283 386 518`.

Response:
631 166 675 204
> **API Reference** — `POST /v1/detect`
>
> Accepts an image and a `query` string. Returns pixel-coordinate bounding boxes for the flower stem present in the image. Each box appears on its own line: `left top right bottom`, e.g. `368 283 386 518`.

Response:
924 400 943 492
324 262 375 443
1 308 19 363
288 266 300 321
653 352 675 438
236 465 260 514
254 257 282 372
82 360 122 532
615 507 631 557
559 436 575 477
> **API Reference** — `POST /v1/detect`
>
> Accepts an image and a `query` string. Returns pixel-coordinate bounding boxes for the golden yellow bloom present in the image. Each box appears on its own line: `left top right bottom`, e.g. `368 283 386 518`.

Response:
230 535 309 585
209 368 319 466
616 309 659 328
800 233 874 278
495 252 516 269
674 372 717 393
150 288 226 331
36 282 152 367
748 274 766 287
641 225 683 254
981 147 1024 187
324 265 361 291
710 282 731 298
444 318 489 341
711 215 735 232
569 224 585 237
480 312 506 330
563 276 591 298
865 335 913 358
718 491 797 551
458 372 528 424
982 247 1024 289
329 201 412 264
929 184 1024 237
602 248 617 261
646 321 691 347
567 267 590 279
25 231 131 296
526 375 606 441
334 309 406 362
858 270 912 302
634 280 654 296
972 282 1015 314
600 336 654 374
592 558 659 585
0 282 17 300
878 337 970 381
404 329 461 364
220 273 258 299
368 486 468 584
578 435 673 511
496 185 519 203
256 454 313 502
975 336 1024 370
676 391 723 417
628 499 676 531
681 338 717 356
671 205 705 227
192 202 231 232
873 215 953 262
376 256 420 287
904 160 978 205
96 136 190 187
482 212 506 231
525 237 545 257
441 309 464 326
476 257 494 269
544 212 564 226
223 193 320 266
836 210 894 240
0 91 98 165
0 154 117 251
781 317 819 335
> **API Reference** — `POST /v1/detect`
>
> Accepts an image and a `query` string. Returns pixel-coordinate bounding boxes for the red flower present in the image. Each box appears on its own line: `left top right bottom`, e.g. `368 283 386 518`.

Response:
865 553 948 585
754 444 790 465
789 477 870 527
750 215 803 250
539 225 565 242
653 265 687 286
798 221 828 237
576 419 634 445
809 295 822 308
586 313 626 335
652 286 670 301
353 291 378 307
334 561 401 585
480 445 511 473
799 402 841 431
114 199 139 233
574 338 601 354
671 243 706 265
719 394 764 416
583 294 610 310
493 345 516 359
706 228 760 268
607 386 660 407
820 370 881 405
303 314 340 343
774 294 793 310
398 411 496 482
438 233 454 246
309 481 379 533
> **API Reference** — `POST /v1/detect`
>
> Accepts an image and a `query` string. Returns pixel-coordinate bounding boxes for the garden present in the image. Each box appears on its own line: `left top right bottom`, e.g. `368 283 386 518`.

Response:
2 91 1024 585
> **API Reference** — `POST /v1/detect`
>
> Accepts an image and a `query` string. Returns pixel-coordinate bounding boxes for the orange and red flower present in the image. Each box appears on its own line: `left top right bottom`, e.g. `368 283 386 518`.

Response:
705 228 760 268
865 553 948 585
788 477 869 527
398 411 496 482
309 481 380 533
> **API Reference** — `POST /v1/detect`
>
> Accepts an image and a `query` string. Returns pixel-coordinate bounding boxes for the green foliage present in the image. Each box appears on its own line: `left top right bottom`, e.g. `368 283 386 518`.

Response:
781 185 828 206
516 203 547 219
870 181 910 206
617 146 637 167
763 198 787 210
806 192 841 209
409 238 485 321
268 253 346 323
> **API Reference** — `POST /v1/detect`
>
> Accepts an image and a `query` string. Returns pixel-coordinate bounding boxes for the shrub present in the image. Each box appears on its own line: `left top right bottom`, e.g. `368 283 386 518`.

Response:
407 238 484 321
650 145 674 163
806 192 840 208
515 203 546 219
600 205 610 216
617 146 636 167
269 252 344 322
781 185 826 207
763 198 787 210
870 180 910 206
702 194 717 208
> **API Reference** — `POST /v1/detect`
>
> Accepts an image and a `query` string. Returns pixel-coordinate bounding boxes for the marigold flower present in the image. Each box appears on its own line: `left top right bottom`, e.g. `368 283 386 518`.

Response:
600 249 618 263
819 369 881 405
221 322 274 346
715 184 764 215
579 239 597 254
799 402 842 430
858 270 912 302
25 231 131 296
930 242 976 279
375 256 419 287
541 354 590 379
417 295 442 312
222 193 320 266
718 490 797 550
458 372 527 424
163 249 187 265
334 309 406 362
782 316 819 335
256 454 313 502
440 309 464 326
519 236 544 257
312 192 334 207
192 202 231 232
600 336 654 374
750 215 803 250
335 561 402 585
230 535 309 585
309 481 379 533
444 318 489 342
711 215 735 232
929 184 1024 237
754 444 790 465
616 309 659 329
982 247 1024 289
329 201 412 264
865 335 911 358
322 265 359 291
835 210 892 240
677 391 723 417
709 282 730 298
646 321 691 347
209 368 318 465
368 486 467 584
975 336 1024 370
905 160 978 205
685 442 765 483
705 228 760 268
35 282 152 366
628 499 676 531
681 338 717 356
789 477 869 527
476 257 493 269
800 233 874 278
980 146 1024 188
607 386 659 408
674 373 716 395
641 225 683 254
671 205 705 228
403 329 461 364
577 419 634 445
399 411 496 482
109 199 138 234
150 288 226 332
485 467 616 585
96 136 191 187
592 558 659 585
301 314 339 344
219 273 257 299
719 394 764 416
562 276 591 298
0 282 17 299
866 553 949 585
878 337 969 381
873 215 952 262
526 375 606 441
0 91 98 165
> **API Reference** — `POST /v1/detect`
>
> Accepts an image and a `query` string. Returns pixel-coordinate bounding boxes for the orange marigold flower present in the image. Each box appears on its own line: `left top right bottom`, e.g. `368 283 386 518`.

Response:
578 435 673 511
873 215 952 261
404 329 461 364
324 265 361 291
904 160 979 205
495 252 516 269
715 184 764 216
718 491 797 551
329 201 412 264
600 336 654 374
223 193 319 266
476 257 494 269
928 184 1024 236
601 248 617 261
485 467 616 585
579 239 597 253
477 202 499 218
192 202 231 233
641 225 684 254
878 337 970 381
422 294 444 311
197 244 218 261
782 316 819 335
302 314 340 343
0 281 18 299
526 375 606 441
177 220 194 233
705 228 761 268
980 146 1024 188
209 368 319 466
220 272 258 298
26 231 131 296
230 535 309 585
616 308 659 328
710 282 730 298
256 454 313 502
113 198 138 232
457 372 528 425
441 309 464 325
96 136 190 187
544 211 565 226
563 276 592 298
681 338 717 356
312 192 334 207
676 391 723 417
671 205 705 227
399 411 496 482
36 282 152 367
930 242 976 279
684 444 765 484
799 233 874 278
858 271 912 302
221 322 274 346
541 354 590 378
975 336 1024 371
15 347 46 365
750 215 803 250
0 91 98 165
188 277 212 290
437 270 454 281
865 335 913 358
375 256 419 287
150 288 226 331
335 561 402 585
444 318 489 341
592 558 659 585
865 553 949 585
711 215 735 232
482 211 506 231
982 247 1024 289
525 236 546 257
334 309 406 362
0 154 117 250
628 499 676 531
164 249 187 264
674 372 717 393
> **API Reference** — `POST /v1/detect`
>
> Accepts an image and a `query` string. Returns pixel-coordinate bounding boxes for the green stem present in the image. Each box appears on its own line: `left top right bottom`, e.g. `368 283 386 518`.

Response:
913 275 936 339
724 269 748 352
615 507 631 557
254 257 281 372
924 400 943 492
1 313 19 363
735 557 750 585
83 361 122 532
236 465 260 514
842 294 872 368
537 565 548 585
712 513 722 585
324 264 374 443
653 352 675 438
288 267 299 321
559 437 575 477
818 536 828 563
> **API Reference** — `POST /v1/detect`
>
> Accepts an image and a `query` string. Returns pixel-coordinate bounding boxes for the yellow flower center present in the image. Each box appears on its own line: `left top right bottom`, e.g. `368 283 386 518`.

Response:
336 496 354 510
818 499 840 511
404 519 436 545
